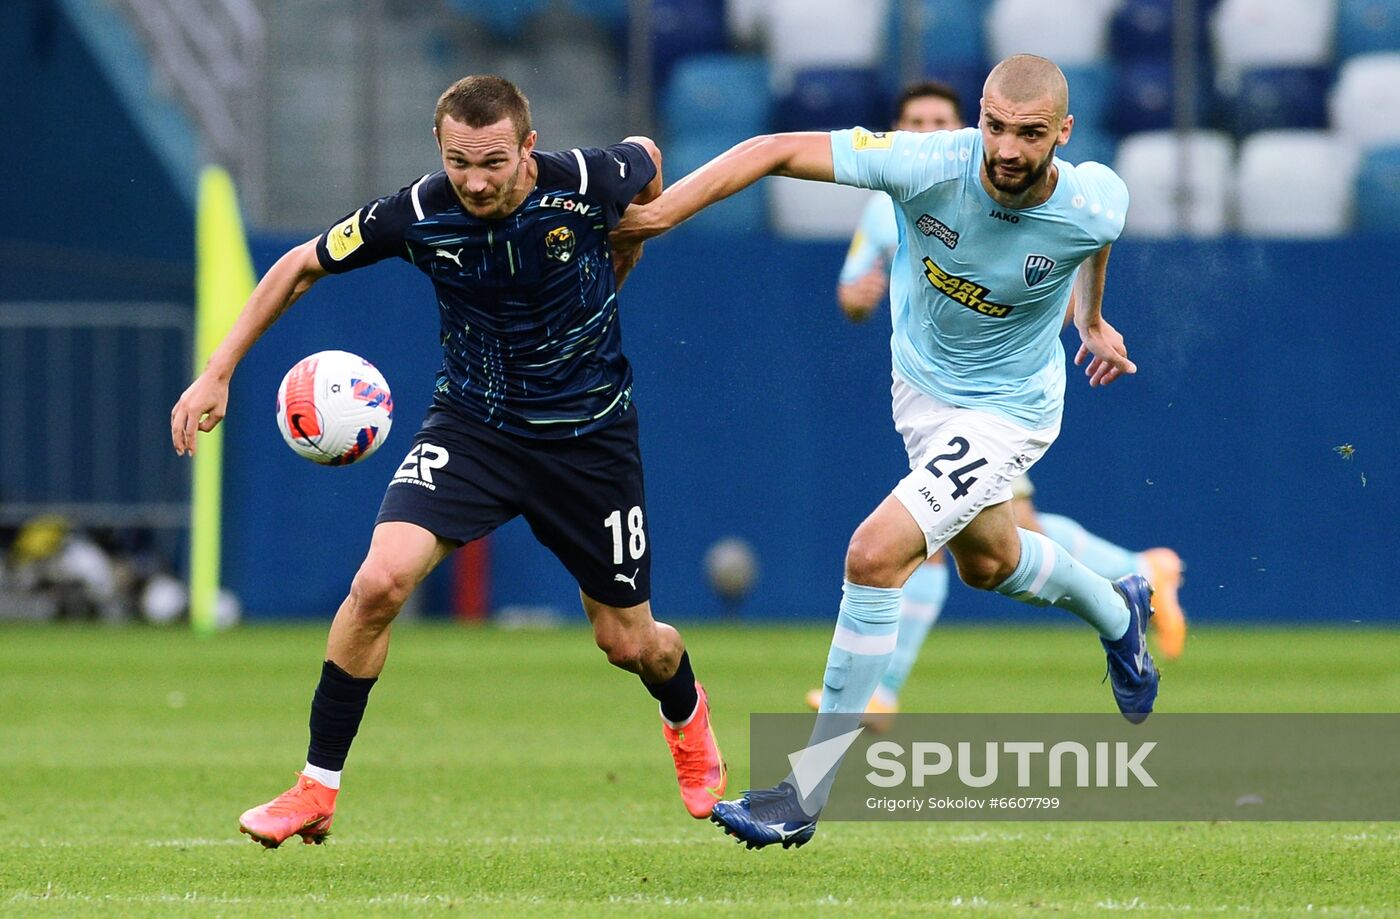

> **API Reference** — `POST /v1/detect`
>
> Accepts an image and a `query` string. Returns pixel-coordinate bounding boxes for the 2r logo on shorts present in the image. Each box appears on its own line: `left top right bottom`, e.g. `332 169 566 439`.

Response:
392 443 449 491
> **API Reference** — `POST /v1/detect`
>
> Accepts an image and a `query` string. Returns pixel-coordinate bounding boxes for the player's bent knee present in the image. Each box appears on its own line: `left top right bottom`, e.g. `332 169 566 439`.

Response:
596 632 645 672
845 532 901 587
349 563 415 619
954 552 1014 592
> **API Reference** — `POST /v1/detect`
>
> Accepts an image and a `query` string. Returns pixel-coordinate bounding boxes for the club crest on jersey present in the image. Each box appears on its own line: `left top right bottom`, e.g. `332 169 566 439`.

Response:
1023 254 1056 288
545 226 575 263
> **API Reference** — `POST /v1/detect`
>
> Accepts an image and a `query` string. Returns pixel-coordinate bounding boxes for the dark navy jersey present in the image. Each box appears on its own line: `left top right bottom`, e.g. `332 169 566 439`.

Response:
314 141 657 439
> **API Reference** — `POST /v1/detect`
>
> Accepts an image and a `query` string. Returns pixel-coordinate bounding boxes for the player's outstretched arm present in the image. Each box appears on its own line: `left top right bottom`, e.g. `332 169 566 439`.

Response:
837 263 888 322
170 238 328 456
1071 244 1136 388
613 132 835 245
612 135 663 288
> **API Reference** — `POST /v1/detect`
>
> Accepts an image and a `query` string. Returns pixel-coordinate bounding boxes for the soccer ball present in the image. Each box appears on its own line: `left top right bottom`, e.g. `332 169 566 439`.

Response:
275 350 394 466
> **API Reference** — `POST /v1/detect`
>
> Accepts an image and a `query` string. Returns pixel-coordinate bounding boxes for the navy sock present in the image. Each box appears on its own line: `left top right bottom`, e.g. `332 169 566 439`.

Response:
643 651 699 724
307 660 377 771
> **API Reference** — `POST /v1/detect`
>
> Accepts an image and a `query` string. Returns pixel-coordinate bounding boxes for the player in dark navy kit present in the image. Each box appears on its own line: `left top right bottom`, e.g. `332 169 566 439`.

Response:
170 76 727 847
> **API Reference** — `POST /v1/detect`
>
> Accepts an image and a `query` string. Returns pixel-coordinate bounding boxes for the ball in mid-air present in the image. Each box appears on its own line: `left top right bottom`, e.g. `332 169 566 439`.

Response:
704 536 759 602
275 350 394 466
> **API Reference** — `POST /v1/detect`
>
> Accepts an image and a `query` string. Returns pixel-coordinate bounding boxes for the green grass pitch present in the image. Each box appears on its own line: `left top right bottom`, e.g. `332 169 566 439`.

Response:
4 622 1399 916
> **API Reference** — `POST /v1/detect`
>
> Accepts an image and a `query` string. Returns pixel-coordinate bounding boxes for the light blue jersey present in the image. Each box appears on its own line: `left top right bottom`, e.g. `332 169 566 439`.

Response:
838 193 897 284
830 127 1129 430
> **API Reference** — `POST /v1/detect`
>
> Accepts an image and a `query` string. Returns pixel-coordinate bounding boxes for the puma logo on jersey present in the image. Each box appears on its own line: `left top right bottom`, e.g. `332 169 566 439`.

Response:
612 155 627 178
435 247 464 267
392 443 449 490
365 201 381 223
614 568 639 589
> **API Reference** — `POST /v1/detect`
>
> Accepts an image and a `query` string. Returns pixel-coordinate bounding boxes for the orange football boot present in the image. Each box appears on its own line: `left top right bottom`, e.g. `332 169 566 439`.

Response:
804 687 898 732
1142 547 1188 661
238 773 337 848
662 682 728 818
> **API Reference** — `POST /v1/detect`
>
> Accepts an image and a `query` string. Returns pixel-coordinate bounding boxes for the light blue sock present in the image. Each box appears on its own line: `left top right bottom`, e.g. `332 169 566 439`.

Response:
1036 513 1143 581
817 580 902 713
995 528 1129 639
878 562 949 698
786 581 902 816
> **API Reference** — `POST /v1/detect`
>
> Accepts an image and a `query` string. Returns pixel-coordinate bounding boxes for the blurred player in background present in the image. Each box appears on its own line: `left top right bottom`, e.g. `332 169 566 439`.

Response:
812 81 1187 726
170 75 726 848
618 53 1161 848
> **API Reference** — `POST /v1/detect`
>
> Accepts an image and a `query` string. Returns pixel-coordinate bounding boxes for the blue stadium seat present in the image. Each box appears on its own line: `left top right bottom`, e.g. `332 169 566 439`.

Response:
650 0 728 91
1354 147 1400 232
1062 63 1115 128
914 0 985 70
666 138 767 233
661 55 770 139
1228 67 1330 135
1111 60 1174 133
445 0 549 41
773 67 884 133
1060 127 1117 167
1338 0 1400 60
1109 0 1173 59
564 0 630 43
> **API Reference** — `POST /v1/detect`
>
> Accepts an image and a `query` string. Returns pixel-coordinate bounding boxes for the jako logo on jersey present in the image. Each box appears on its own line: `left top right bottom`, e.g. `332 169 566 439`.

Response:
922 257 1015 318
392 443 449 491
545 226 575 263
988 208 1021 224
1024 254 1056 288
540 194 596 217
915 213 960 250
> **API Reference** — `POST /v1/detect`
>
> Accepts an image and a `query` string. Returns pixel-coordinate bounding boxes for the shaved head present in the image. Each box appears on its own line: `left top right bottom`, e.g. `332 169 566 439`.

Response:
984 54 1069 121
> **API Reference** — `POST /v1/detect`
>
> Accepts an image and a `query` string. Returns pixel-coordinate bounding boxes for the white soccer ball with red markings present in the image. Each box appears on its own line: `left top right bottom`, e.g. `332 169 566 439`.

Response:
275 350 394 466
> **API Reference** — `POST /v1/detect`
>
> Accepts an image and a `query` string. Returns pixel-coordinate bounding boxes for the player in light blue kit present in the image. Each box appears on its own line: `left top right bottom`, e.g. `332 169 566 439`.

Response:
812 81 1187 727
616 54 1160 848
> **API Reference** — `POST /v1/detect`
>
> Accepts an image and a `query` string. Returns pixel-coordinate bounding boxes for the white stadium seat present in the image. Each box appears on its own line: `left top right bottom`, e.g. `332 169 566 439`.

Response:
767 178 877 240
726 0 770 46
1114 131 1234 237
1236 131 1358 237
1212 0 1337 76
987 0 1120 66
1330 53 1400 150
766 0 888 87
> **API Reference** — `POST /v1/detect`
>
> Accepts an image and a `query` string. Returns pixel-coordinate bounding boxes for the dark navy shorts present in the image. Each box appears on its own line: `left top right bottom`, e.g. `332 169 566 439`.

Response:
377 403 652 607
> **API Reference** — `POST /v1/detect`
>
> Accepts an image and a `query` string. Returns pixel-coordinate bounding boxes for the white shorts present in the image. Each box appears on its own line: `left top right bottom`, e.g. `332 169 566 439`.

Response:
890 374 1060 555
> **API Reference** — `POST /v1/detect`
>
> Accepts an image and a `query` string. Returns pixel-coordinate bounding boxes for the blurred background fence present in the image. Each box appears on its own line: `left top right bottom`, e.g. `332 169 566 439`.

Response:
2 0 1397 625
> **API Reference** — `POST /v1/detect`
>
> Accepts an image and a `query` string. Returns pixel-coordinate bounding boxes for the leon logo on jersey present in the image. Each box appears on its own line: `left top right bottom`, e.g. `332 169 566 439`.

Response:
540 194 595 217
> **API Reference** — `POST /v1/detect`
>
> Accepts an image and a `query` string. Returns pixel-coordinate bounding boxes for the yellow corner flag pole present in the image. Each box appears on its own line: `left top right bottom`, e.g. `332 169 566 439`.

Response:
191 166 256 634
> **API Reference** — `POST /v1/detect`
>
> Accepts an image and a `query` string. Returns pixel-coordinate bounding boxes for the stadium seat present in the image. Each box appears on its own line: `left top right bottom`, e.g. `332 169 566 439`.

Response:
1060 128 1118 168
767 0 888 86
1108 0 1174 59
726 0 769 46
1331 53 1400 149
1111 60 1176 134
666 138 767 234
1114 130 1234 237
1211 0 1338 75
1337 0 1400 60
773 68 884 133
1353 147 1400 232
917 65 987 124
987 0 1118 66
445 0 548 41
911 0 985 70
1062 63 1115 128
661 55 770 139
564 0 629 41
1237 131 1358 237
767 177 875 240
650 0 728 90
1227 68 1331 135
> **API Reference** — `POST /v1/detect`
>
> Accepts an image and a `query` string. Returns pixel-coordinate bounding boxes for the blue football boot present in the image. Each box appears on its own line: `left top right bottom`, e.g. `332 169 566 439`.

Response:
1103 574 1159 724
709 782 818 850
